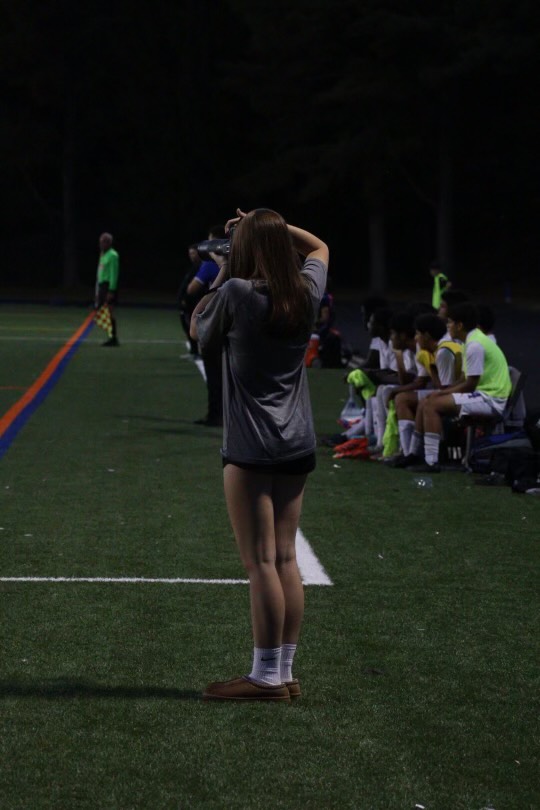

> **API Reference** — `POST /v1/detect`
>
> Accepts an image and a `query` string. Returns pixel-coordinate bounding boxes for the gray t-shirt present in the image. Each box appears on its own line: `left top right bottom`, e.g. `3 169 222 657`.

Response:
196 257 328 464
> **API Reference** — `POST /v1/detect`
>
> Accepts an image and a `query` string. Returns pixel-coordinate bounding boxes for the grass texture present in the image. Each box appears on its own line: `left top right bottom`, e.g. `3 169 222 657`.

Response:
0 304 538 809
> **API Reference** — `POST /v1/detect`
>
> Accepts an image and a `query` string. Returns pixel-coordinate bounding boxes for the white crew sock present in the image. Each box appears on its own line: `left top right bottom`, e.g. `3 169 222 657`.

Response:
373 398 386 446
424 432 440 466
249 647 282 686
280 644 297 683
345 420 366 439
398 420 415 456
409 430 423 457
364 398 374 436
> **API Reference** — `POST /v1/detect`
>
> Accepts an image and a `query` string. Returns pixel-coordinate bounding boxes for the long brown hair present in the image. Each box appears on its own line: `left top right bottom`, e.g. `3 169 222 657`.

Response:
229 209 312 336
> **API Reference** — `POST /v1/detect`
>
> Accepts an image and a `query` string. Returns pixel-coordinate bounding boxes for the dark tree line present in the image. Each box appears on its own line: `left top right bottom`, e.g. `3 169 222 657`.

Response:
1 0 539 294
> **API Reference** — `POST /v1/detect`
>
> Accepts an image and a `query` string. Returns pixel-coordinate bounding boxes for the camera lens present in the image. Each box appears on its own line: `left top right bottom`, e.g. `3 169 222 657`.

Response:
196 238 230 261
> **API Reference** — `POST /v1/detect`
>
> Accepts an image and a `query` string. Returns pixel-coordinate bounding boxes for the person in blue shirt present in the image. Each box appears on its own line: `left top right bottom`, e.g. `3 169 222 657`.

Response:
187 224 227 426
186 224 226 300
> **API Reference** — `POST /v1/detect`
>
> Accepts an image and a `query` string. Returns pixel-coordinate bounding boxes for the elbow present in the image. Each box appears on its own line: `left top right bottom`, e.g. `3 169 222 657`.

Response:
319 242 330 265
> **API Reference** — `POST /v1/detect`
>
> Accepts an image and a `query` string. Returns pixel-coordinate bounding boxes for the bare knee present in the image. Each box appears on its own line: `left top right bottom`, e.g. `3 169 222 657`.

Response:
275 549 296 569
242 553 277 576
395 391 416 419
422 397 438 415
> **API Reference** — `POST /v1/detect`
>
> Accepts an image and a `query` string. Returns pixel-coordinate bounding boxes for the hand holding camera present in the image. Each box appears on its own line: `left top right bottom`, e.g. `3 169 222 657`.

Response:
197 208 245 261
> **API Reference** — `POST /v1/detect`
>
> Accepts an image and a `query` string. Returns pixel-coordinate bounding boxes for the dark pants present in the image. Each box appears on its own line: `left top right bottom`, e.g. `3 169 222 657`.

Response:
179 309 198 354
203 351 223 422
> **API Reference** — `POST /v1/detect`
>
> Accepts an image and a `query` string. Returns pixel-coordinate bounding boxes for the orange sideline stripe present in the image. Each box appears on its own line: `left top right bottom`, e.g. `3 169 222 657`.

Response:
0 312 95 438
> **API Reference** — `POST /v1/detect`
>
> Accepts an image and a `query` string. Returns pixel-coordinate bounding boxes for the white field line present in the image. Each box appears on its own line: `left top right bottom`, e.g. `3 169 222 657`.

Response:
296 529 333 585
0 577 247 585
0 533 333 587
194 357 206 380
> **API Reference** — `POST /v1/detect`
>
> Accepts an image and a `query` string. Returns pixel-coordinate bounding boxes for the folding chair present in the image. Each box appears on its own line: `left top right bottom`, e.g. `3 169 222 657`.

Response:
460 366 527 470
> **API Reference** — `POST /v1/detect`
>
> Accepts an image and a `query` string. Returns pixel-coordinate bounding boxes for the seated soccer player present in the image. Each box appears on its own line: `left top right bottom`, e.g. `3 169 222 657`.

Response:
392 313 462 460
396 302 511 472
361 307 394 372
343 307 395 441
372 310 418 450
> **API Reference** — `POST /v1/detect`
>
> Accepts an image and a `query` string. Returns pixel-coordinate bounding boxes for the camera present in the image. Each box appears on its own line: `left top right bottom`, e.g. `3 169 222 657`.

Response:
196 226 236 261
196 239 230 261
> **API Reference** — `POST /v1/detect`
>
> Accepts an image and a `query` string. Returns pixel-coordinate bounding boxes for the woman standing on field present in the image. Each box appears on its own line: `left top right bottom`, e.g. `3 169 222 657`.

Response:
190 208 329 702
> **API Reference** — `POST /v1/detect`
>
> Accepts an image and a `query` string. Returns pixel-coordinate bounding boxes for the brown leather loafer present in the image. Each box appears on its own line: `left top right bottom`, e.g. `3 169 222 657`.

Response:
203 676 291 702
285 679 301 699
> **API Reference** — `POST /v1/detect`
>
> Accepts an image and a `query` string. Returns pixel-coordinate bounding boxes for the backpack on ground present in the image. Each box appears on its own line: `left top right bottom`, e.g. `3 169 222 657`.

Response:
468 430 537 483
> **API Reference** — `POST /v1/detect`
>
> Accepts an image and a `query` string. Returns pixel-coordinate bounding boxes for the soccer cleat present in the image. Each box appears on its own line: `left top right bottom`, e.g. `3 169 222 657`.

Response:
382 453 403 465
320 433 347 447
203 676 291 702
408 462 441 473
102 337 119 347
333 437 368 453
285 679 301 699
333 437 370 459
391 453 422 468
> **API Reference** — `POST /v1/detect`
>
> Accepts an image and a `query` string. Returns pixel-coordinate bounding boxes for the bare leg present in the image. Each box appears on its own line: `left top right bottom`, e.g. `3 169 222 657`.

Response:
415 397 426 431
395 391 418 421
223 465 284 648
422 394 459 435
272 474 308 645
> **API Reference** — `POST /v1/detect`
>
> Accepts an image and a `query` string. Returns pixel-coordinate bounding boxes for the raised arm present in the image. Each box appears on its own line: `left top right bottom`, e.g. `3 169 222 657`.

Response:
287 224 329 264
225 209 329 265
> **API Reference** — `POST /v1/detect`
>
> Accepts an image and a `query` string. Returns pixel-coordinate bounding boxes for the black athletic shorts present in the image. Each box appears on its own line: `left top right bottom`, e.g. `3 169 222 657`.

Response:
222 452 316 475
97 282 118 307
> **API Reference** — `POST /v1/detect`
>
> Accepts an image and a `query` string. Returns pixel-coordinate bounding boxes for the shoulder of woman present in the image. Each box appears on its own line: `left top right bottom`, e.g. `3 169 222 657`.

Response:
222 277 250 290
303 256 328 270
223 277 265 296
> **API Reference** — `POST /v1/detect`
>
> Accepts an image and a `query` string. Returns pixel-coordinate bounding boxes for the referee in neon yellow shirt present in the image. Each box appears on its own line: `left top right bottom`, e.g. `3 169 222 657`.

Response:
96 232 120 346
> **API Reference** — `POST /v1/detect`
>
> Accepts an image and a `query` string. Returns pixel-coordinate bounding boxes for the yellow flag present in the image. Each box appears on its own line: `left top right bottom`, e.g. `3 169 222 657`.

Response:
94 305 113 337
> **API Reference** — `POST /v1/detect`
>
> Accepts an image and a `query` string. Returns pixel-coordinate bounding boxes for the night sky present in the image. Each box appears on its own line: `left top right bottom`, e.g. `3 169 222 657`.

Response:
2 0 540 296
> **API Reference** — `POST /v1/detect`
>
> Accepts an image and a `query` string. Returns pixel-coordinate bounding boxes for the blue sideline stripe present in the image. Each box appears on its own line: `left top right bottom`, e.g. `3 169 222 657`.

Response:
0 320 95 460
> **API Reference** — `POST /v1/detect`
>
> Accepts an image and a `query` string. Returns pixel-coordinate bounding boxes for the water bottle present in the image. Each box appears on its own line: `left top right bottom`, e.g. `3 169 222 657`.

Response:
412 476 433 489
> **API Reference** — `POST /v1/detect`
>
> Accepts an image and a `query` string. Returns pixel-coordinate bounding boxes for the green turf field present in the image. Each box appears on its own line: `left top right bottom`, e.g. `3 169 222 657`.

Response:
0 305 538 809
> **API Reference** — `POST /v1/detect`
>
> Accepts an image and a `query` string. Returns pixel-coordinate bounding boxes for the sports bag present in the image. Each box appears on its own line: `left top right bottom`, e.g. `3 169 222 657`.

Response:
468 430 537 481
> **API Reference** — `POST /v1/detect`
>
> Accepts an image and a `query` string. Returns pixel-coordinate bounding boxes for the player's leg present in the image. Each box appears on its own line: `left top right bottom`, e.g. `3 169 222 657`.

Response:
108 290 120 344
271 473 307 645
272 472 308 691
421 394 460 466
223 465 285 684
395 391 418 456
408 394 428 455
203 465 291 700
422 393 459 435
